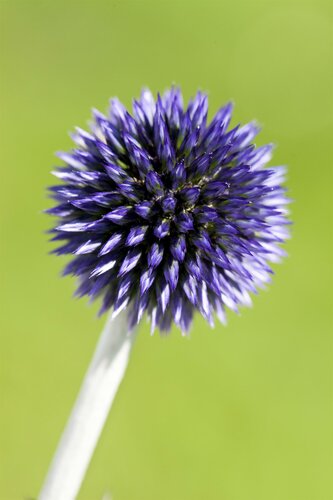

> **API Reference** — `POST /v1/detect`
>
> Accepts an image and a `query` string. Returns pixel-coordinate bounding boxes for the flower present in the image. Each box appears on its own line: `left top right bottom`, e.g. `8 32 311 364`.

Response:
47 87 289 334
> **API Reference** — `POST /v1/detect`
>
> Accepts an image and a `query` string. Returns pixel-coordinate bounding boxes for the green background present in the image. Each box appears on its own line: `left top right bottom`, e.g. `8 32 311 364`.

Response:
1 0 332 499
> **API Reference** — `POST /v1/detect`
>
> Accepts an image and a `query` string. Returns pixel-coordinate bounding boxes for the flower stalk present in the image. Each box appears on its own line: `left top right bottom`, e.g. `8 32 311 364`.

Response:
39 311 137 500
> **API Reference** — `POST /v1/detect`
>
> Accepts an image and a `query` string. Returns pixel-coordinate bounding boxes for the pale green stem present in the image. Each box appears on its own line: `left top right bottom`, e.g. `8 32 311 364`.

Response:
39 310 137 500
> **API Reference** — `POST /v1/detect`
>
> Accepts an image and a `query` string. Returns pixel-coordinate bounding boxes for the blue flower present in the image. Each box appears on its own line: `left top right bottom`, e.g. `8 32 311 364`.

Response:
47 88 290 334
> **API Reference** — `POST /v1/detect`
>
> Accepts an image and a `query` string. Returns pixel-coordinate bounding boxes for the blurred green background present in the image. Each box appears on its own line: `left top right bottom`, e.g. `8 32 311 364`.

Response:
1 0 332 499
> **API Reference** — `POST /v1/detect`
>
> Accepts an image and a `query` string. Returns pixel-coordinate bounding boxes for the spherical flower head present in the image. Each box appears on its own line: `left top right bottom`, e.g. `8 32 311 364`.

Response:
47 88 290 335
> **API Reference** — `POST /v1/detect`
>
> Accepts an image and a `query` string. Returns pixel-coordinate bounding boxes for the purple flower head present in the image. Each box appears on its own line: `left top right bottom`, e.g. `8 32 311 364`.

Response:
47 88 290 335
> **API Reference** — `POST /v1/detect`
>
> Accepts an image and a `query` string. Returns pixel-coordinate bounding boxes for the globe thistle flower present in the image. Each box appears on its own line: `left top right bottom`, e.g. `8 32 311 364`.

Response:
42 88 290 500
47 87 289 334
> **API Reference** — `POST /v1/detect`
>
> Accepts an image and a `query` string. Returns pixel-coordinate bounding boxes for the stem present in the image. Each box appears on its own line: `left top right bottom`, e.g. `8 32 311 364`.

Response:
39 310 137 500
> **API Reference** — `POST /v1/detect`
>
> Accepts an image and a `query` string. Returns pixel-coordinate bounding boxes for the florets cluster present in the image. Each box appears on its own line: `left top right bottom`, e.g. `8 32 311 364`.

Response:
48 88 289 334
